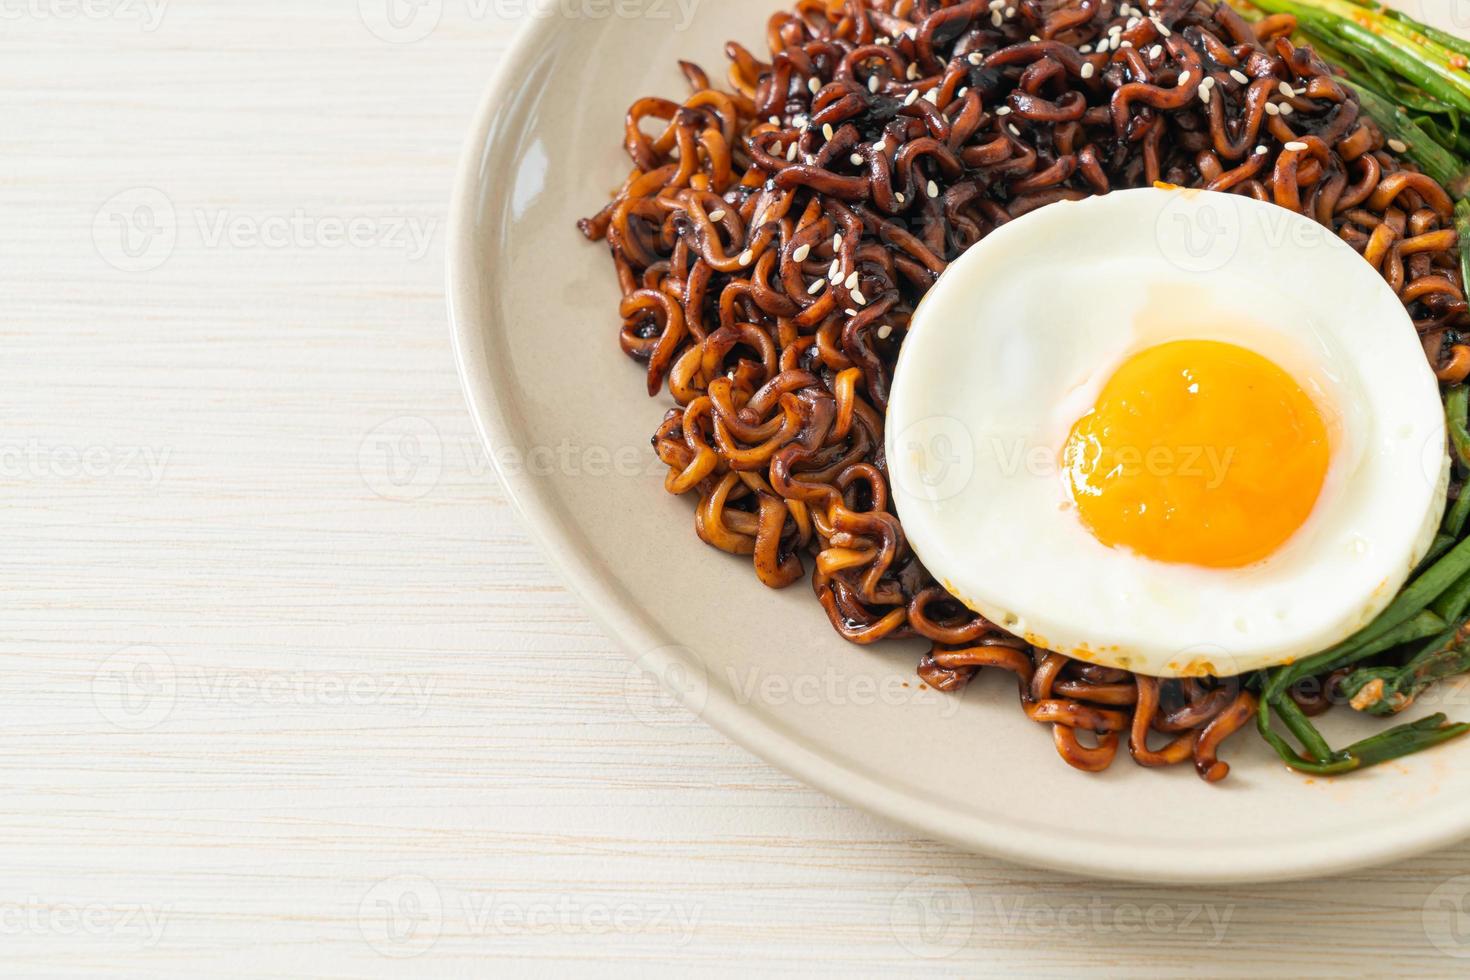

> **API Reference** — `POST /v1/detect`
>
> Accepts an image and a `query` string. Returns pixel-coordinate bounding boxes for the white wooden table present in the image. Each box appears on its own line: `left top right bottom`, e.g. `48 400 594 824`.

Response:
6 2 1470 975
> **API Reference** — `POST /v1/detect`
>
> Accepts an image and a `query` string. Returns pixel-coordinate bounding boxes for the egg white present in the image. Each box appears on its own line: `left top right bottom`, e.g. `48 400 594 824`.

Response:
887 188 1448 678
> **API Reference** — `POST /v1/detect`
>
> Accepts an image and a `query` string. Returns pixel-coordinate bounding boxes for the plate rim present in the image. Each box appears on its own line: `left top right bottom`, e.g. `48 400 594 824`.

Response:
445 7 1470 884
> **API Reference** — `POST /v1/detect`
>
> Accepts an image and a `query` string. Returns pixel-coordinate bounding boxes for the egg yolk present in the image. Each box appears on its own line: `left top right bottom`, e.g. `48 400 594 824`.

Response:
1062 340 1330 569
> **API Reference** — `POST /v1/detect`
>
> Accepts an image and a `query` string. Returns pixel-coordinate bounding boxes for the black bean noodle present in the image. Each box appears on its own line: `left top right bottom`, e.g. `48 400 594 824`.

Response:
579 0 1470 781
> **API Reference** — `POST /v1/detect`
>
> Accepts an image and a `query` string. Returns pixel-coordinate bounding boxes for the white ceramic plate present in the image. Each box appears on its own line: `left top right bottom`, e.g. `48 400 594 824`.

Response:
449 0 1470 883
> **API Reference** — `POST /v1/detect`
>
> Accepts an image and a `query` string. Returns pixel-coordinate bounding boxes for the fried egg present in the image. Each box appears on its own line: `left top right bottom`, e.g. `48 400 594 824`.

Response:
886 187 1449 677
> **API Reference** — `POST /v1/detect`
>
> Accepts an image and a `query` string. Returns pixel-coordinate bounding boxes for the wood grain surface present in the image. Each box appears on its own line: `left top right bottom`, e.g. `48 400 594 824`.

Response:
5 1 1470 975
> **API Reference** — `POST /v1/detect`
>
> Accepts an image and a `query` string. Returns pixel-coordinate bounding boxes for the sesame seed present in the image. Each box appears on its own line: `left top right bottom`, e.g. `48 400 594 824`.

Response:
874 139 887 152
1030 34 1040 41
845 309 857 317
1081 62 1096 79
771 141 783 155
907 63 920 80
968 53 983 66
996 105 1012 115
851 153 864 166
768 116 780 126
991 9 1003 26
1198 86 1211 104
823 123 835 141
845 271 860 289
809 77 821 95
1284 140 1308 151
808 278 825 295
988 0 1003 9
1127 16 1140 28
1120 40 1133 48
828 259 840 279
787 142 798 161
852 289 867 306
834 233 843 250
1008 123 1021 136
1153 17 1171 36
1255 145 1268 155
903 89 919 107
739 250 754 265
1178 70 1190 85
709 209 727 221
793 244 811 262
1389 138 1409 153
927 180 940 198
1201 76 1215 89
1230 69 1249 84
877 324 893 339
1149 44 1163 58
1264 102 1280 116
922 88 938 103
869 75 880 93
896 192 907 204
1080 44 1093 53
957 87 969 99
1279 103 1295 116
1108 24 1122 35
1278 81 1294 99
1005 6 1016 18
